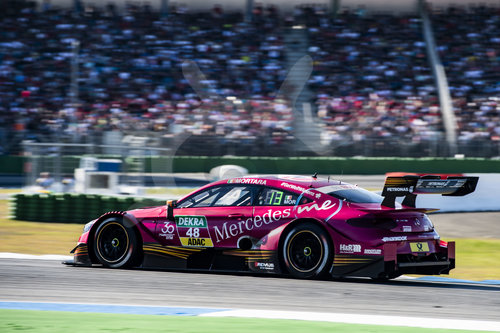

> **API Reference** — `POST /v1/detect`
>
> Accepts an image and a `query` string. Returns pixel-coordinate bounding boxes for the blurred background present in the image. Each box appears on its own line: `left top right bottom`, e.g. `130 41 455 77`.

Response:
1 0 500 322
0 0 499 191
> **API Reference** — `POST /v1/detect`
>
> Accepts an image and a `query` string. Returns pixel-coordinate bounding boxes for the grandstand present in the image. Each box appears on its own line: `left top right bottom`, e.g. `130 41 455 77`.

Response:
0 0 499 157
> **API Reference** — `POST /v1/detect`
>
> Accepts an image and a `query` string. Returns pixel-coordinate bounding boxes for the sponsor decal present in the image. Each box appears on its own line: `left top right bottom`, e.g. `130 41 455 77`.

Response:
402 226 412 232
213 208 292 243
283 195 296 205
386 186 414 192
228 178 267 185
364 249 382 255
175 216 207 228
296 200 336 214
382 236 407 242
175 215 213 247
417 179 465 188
426 181 444 186
180 237 214 247
280 182 321 198
159 221 175 240
254 262 275 270
339 244 362 254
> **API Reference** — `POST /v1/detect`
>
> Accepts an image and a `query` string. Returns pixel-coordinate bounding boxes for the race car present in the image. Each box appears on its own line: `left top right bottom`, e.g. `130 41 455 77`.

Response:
70 174 478 280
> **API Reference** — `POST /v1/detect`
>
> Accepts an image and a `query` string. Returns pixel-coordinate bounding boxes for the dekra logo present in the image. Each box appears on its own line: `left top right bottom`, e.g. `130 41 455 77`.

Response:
176 216 207 228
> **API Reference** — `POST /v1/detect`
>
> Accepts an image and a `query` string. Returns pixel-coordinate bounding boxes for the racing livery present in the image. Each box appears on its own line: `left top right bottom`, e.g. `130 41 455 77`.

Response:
70 174 478 280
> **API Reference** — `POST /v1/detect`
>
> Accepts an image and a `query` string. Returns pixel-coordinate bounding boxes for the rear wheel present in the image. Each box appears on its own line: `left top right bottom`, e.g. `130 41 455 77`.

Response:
282 222 332 279
93 218 139 268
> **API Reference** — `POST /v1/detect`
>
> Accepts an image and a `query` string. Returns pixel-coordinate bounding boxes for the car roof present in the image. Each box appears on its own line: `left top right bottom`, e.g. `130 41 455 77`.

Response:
214 175 344 189
176 175 351 203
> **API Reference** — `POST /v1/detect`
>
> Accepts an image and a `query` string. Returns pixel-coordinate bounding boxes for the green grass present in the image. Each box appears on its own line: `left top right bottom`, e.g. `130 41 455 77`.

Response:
0 310 489 333
1 199 499 281
0 199 83 255
0 189 21 194
448 238 500 281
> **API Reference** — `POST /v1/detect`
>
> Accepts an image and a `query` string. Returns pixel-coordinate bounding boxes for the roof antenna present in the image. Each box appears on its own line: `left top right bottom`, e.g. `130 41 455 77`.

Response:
328 175 330 183
309 172 318 188
339 169 344 184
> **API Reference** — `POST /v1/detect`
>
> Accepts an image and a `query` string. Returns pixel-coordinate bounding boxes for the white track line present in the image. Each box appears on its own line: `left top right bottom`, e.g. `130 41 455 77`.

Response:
201 309 500 331
0 253 72 261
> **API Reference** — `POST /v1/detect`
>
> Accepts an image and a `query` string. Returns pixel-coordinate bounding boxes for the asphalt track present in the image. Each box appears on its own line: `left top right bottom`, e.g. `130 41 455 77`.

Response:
1 258 499 323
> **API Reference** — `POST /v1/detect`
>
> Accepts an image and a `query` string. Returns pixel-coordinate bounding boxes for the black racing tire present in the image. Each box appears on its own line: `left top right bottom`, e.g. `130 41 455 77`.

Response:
93 217 139 268
282 222 332 279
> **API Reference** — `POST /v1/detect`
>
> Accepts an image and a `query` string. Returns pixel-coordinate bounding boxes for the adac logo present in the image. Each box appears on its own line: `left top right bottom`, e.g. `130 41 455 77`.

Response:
175 216 207 228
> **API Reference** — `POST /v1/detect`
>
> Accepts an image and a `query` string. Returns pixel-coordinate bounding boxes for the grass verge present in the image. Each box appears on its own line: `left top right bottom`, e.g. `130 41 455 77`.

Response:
0 310 487 333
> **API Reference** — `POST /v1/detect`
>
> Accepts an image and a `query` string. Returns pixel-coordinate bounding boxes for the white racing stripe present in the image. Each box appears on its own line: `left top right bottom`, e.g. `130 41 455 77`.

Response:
200 309 500 331
0 252 72 261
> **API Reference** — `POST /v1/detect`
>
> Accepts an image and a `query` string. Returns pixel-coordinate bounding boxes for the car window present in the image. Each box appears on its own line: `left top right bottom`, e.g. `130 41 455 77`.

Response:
213 186 252 206
177 185 254 208
329 189 382 203
317 185 382 204
177 186 224 208
257 188 310 206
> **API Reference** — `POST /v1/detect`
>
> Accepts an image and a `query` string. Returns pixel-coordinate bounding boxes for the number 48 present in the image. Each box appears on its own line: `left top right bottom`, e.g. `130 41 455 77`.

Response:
186 228 200 238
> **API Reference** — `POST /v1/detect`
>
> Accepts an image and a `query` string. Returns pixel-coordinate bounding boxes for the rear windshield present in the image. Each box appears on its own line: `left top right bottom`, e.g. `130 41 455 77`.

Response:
317 185 383 204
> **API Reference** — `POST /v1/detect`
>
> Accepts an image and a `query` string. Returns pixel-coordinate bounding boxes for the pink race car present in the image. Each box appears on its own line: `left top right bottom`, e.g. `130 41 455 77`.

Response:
70 174 478 280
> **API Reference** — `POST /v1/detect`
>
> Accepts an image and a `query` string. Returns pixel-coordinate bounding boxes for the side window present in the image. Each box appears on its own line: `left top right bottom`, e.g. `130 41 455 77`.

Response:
177 185 255 208
213 186 252 207
257 188 309 206
177 186 224 208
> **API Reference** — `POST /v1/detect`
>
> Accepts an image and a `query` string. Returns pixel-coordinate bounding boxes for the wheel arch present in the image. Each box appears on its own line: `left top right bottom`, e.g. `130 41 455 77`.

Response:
87 211 143 265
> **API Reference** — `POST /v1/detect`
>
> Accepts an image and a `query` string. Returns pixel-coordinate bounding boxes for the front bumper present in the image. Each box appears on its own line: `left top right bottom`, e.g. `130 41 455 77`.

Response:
71 243 92 266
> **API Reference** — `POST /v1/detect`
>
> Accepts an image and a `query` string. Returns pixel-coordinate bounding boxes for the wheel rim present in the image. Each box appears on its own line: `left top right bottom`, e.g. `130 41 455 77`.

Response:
287 230 324 273
96 222 130 263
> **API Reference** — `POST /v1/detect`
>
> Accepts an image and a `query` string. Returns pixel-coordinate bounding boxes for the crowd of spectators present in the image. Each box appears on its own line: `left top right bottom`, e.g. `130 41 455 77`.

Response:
0 2 499 156
304 7 443 147
432 5 500 144
0 2 290 154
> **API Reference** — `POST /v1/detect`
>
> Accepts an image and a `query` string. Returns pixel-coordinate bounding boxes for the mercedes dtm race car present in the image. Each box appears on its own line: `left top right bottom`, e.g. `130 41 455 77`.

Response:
70 174 478 280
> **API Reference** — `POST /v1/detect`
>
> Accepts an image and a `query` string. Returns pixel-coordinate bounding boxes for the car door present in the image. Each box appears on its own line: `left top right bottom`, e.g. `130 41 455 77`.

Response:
157 185 256 248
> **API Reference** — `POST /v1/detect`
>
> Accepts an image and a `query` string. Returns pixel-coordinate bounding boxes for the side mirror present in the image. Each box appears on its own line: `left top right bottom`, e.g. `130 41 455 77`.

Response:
166 200 177 220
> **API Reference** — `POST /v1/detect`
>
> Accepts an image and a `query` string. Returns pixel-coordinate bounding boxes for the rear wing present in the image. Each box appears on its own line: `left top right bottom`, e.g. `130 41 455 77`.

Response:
381 175 479 208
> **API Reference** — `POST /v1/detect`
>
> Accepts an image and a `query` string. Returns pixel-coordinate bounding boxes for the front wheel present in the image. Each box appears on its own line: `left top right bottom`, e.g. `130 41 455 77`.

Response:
93 218 139 268
282 222 332 279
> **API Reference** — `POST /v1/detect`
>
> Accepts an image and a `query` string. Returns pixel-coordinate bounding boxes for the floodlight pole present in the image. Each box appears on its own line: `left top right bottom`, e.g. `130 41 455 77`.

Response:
330 0 340 19
160 0 169 18
419 0 458 156
70 40 80 107
245 0 254 23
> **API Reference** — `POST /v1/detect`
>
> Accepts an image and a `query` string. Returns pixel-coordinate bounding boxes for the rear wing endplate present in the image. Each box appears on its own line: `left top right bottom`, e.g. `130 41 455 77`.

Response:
381 175 479 208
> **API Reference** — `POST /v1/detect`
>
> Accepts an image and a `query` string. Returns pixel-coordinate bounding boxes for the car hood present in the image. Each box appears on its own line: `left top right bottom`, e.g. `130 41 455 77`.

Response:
127 206 165 219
